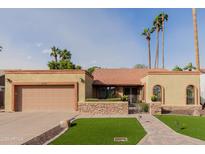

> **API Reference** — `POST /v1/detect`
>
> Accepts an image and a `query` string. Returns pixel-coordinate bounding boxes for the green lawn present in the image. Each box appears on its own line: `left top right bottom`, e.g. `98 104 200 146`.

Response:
50 118 146 145
156 115 205 141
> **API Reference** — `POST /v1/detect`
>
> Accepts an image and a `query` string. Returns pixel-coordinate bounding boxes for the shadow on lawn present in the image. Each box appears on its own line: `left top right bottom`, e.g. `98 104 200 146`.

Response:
70 122 77 127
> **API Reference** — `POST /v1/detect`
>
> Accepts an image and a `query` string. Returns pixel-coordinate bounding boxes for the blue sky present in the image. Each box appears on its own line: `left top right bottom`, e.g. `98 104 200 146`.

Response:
0 8 204 70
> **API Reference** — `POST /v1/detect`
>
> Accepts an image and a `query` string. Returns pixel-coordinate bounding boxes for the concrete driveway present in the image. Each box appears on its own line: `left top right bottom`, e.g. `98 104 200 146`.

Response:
0 112 78 145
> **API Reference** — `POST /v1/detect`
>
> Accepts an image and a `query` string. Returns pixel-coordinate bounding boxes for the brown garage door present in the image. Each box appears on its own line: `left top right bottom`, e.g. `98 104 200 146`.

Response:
15 85 75 112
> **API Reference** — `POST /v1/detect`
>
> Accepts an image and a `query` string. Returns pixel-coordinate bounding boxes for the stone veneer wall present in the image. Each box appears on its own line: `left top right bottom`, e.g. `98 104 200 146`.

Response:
78 101 128 115
150 102 162 115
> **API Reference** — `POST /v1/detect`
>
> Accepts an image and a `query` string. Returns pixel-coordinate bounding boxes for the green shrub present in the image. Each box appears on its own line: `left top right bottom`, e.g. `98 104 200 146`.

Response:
121 95 128 101
138 102 149 112
151 95 158 102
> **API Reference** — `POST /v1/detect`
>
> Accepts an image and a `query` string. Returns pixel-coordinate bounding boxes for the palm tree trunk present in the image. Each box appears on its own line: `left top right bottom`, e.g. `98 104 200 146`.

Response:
162 20 165 69
192 8 200 70
148 39 151 69
55 56 58 63
154 28 159 68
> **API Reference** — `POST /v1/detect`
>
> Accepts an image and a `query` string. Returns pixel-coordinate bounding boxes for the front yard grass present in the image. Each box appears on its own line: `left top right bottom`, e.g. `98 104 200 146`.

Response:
50 118 146 145
156 115 205 141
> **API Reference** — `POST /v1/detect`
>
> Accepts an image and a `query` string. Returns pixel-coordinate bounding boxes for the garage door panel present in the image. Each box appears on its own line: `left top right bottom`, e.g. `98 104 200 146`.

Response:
15 85 75 112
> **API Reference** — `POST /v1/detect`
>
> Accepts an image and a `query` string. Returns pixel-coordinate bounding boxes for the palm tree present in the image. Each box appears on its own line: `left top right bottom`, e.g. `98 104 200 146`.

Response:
50 46 59 62
184 62 196 71
59 49 72 61
159 12 168 69
153 15 162 68
192 8 200 71
141 28 154 69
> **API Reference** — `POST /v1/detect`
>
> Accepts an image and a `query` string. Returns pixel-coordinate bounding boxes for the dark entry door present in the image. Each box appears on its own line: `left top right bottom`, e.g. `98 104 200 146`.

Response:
124 87 138 105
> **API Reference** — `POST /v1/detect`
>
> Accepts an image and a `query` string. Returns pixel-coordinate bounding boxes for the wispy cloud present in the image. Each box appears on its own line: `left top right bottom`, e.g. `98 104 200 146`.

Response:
26 55 32 60
42 49 50 54
36 42 43 47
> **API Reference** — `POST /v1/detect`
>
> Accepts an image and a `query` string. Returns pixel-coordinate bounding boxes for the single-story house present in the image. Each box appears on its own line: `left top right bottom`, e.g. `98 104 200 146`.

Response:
0 68 204 114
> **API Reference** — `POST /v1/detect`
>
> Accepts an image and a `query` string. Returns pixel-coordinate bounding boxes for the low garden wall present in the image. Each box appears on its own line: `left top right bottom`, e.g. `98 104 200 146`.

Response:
78 101 128 115
161 105 202 115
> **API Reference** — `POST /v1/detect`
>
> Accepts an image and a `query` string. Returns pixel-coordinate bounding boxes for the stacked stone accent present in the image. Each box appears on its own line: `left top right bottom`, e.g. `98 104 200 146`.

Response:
150 102 162 115
23 119 70 145
78 101 128 115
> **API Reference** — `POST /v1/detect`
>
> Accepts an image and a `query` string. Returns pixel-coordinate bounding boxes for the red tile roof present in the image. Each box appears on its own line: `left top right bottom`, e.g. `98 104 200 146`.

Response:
93 68 200 86
92 68 151 86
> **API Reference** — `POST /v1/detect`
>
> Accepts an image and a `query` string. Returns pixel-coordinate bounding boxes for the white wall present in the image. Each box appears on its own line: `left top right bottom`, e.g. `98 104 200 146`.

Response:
200 74 205 105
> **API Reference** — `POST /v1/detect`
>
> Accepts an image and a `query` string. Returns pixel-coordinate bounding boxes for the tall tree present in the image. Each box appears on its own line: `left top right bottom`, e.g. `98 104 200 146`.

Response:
59 49 71 61
153 15 162 68
141 28 154 69
192 8 200 71
48 47 81 70
159 12 168 69
0 46 2 52
50 46 59 63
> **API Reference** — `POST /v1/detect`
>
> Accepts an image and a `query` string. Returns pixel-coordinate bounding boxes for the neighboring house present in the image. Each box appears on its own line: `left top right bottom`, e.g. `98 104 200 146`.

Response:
200 69 205 106
2 68 203 114
0 70 5 109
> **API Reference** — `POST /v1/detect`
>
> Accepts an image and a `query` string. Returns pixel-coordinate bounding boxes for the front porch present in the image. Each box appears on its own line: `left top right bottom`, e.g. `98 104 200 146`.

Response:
92 85 145 104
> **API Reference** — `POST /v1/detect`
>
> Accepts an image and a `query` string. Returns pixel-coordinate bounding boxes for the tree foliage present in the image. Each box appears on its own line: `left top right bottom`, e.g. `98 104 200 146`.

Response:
133 64 148 69
172 65 183 71
159 12 168 23
87 66 101 74
183 63 196 71
141 28 155 40
172 63 197 72
48 46 81 70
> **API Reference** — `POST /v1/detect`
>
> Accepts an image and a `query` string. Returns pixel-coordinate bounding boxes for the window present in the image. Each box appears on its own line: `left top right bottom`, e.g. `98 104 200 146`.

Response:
186 85 195 105
153 85 162 101
123 88 130 95
98 87 116 99
98 87 107 99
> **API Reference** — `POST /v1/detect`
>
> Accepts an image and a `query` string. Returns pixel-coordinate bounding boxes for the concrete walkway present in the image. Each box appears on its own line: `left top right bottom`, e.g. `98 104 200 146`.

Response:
137 114 205 145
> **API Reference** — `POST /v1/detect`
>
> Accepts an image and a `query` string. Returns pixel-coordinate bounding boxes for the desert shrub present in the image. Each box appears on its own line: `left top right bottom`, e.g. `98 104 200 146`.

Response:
138 102 149 112
151 95 158 102
121 95 128 101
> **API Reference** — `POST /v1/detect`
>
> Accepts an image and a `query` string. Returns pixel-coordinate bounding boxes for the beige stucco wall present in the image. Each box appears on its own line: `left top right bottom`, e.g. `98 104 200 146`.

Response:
143 74 200 106
5 73 88 112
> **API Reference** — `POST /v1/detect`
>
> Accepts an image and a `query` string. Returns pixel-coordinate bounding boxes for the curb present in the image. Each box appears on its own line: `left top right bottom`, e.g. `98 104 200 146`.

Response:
137 134 149 145
22 123 67 145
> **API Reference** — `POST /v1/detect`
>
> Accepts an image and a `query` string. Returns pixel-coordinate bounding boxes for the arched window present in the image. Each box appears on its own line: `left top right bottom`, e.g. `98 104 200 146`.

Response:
186 85 195 105
153 85 162 102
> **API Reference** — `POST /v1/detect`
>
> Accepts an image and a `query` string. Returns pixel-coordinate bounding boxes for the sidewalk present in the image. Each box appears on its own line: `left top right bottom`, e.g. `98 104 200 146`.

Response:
137 114 205 145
